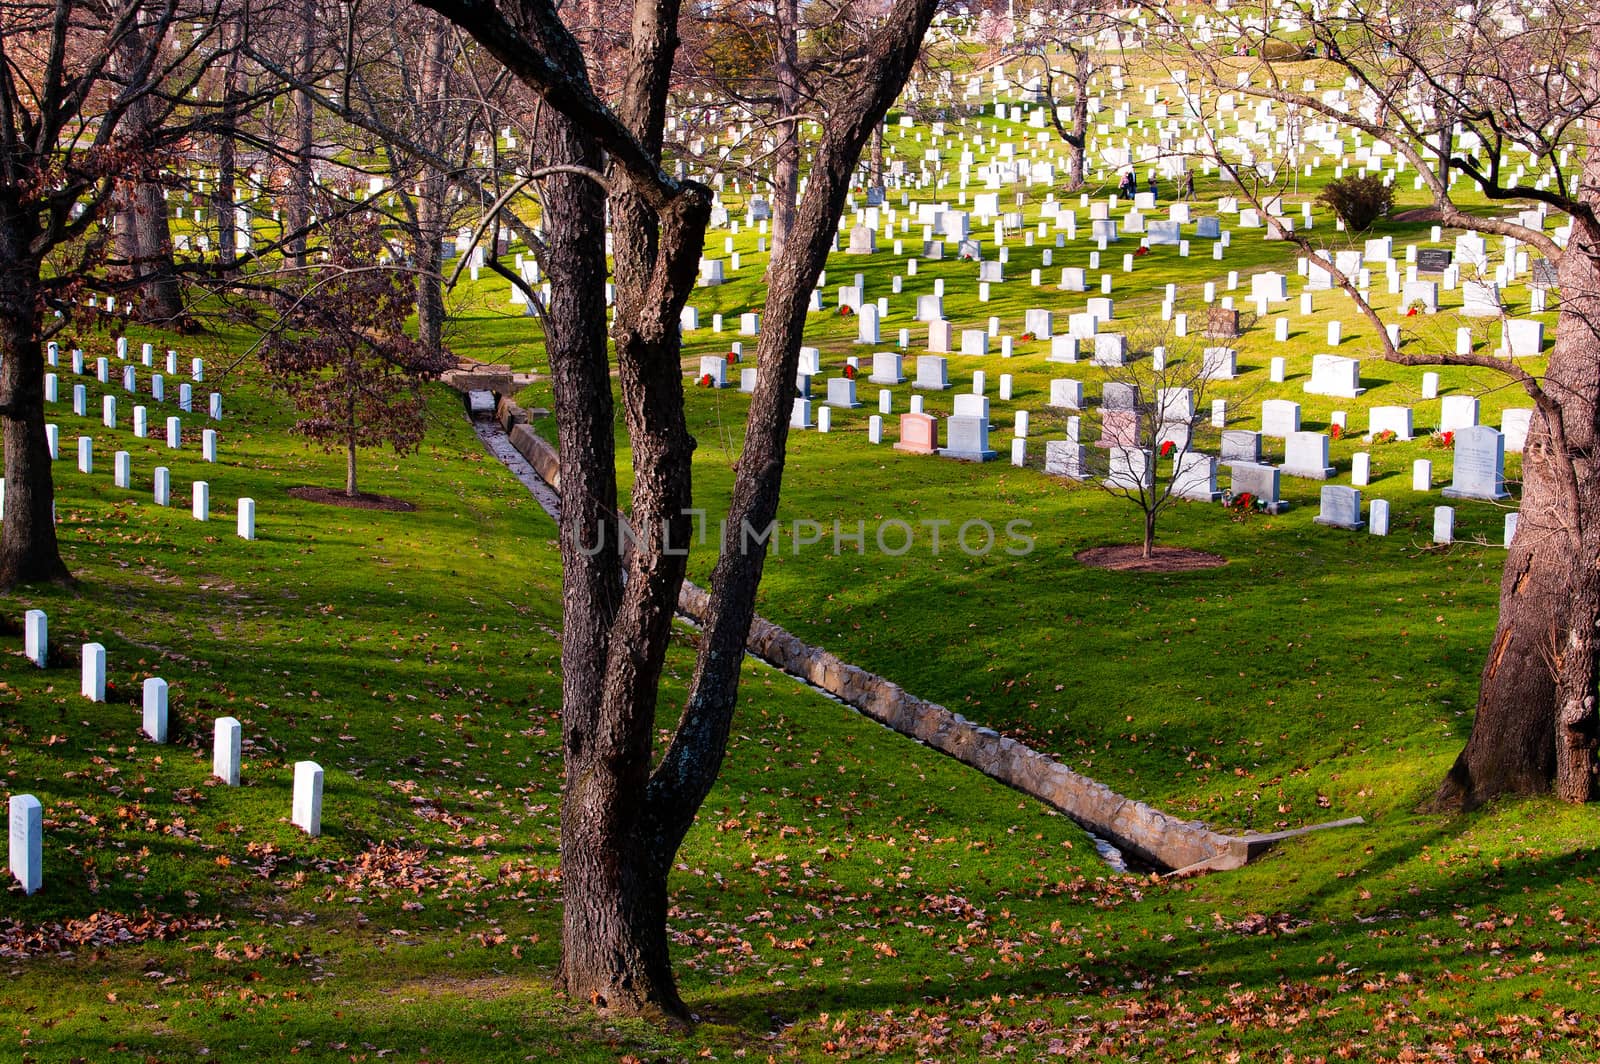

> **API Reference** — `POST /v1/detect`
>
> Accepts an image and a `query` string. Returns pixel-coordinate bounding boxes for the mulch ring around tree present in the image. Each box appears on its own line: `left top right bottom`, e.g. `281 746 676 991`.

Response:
288 486 416 512
1075 545 1227 573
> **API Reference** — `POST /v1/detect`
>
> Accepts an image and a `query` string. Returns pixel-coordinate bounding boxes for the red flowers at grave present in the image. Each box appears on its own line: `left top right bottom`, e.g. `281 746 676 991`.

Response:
844 365 858 379
726 351 738 364
839 305 854 316
1020 332 1035 343
1229 492 1256 514
1330 423 1343 440
699 373 714 388
1160 440 1176 458
1406 306 1419 316
1134 246 1150 257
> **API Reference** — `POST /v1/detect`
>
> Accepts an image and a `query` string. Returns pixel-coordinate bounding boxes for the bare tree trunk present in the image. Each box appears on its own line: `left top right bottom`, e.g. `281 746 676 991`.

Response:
413 22 451 355
1043 48 1089 191
213 24 243 272
0 202 70 589
1143 508 1157 559
769 0 801 261
1431 143 1600 810
531 85 692 1015
1066 49 1089 191
285 0 317 269
110 26 182 322
345 438 358 497
1554 572 1599 802
130 178 183 323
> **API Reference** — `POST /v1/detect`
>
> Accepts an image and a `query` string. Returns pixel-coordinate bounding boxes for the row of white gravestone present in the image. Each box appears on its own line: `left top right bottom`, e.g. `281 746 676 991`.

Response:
50 338 204 383
48 371 223 425
7 611 322 894
7 753 323 894
1314 487 1518 546
60 423 221 466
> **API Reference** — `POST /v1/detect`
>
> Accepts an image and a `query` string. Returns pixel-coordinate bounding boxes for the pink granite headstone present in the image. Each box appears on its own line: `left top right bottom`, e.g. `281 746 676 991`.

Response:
894 412 939 454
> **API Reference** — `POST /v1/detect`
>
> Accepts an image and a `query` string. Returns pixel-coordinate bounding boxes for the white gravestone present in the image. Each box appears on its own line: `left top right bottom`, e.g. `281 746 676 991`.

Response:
214 717 242 785
1367 499 1390 536
25 609 47 668
1434 506 1455 544
1439 395 1480 433
9 795 42 895
293 761 324 836
143 678 169 743
82 642 106 701
1313 486 1364 530
1260 399 1301 437
1442 425 1510 501
1282 432 1336 479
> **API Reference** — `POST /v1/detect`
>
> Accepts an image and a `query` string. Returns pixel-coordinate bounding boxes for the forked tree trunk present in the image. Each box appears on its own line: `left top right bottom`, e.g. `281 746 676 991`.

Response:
0 205 70 589
533 98 693 1016
1431 146 1600 810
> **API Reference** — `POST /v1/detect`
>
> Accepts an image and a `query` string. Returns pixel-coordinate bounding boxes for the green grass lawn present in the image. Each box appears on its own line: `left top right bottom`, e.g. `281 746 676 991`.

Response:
4 55 1600 1062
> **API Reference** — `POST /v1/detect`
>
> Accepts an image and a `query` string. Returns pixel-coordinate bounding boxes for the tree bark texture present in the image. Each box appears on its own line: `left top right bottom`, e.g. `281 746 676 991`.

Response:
1432 125 1600 809
284 0 317 269
0 201 70 588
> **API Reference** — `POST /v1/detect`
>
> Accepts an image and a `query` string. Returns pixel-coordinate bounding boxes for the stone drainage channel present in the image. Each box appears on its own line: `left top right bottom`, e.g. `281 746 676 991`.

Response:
468 393 1364 875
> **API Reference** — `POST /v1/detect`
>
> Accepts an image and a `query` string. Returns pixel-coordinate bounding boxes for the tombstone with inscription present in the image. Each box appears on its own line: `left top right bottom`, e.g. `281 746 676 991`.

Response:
940 413 998 462
1416 248 1452 274
1230 462 1286 512
1044 440 1090 479
870 352 906 384
1104 446 1152 490
1439 394 1480 432
1090 333 1127 367
1313 486 1365 530
1260 399 1301 437
1461 281 1502 317
1501 408 1533 453
1442 425 1510 501
914 355 950 390
1221 430 1261 464
1304 354 1364 398
1281 431 1336 479
1173 452 1222 502
1367 406 1414 440
1048 379 1084 409
1501 319 1544 357
1201 347 1237 381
